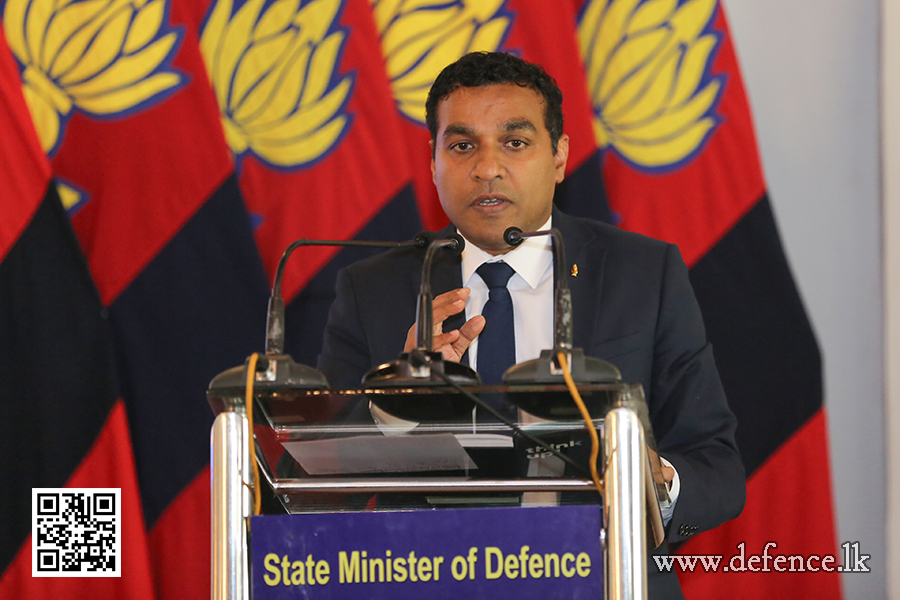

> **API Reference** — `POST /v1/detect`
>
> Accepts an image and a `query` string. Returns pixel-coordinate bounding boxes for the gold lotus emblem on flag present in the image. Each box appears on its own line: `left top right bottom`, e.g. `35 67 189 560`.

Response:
578 0 723 170
371 0 510 124
3 0 184 155
200 0 353 168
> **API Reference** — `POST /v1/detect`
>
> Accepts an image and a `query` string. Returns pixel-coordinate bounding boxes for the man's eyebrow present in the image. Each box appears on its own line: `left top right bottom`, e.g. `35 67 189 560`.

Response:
501 118 537 133
441 123 475 138
441 119 538 139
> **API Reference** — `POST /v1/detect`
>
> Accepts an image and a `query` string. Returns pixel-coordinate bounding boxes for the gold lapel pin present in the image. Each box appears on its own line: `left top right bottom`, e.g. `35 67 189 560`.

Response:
571 264 578 277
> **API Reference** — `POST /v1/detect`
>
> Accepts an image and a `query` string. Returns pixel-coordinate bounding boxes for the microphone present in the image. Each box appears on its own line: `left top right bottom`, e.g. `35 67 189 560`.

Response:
500 226 621 389
414 233 465 351
503 226 573 351
266 232 435 355
212 232 435 394
503 226 526 246
363 235 481 405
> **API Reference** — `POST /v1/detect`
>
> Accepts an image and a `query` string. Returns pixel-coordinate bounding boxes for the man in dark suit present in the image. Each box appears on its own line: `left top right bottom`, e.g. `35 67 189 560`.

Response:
317 52 745 598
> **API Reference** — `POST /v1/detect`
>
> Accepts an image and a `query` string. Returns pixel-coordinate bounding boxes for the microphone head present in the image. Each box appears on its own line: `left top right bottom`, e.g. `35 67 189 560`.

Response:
504 226 524 246
447 233 465 256
414 230 439 249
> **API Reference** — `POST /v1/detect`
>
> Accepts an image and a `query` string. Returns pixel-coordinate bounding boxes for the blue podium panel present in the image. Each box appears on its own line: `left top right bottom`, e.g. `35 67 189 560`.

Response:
251 505 603 599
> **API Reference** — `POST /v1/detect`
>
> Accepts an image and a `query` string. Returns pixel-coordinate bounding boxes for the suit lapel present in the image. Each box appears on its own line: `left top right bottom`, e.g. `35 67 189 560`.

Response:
554 208 608 352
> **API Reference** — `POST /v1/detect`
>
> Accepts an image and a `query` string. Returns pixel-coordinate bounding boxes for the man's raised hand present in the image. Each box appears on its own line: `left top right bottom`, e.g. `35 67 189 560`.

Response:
403 288 485 362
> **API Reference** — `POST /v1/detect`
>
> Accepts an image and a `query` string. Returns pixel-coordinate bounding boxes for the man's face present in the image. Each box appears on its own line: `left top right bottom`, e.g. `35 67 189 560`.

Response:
430 84 569 255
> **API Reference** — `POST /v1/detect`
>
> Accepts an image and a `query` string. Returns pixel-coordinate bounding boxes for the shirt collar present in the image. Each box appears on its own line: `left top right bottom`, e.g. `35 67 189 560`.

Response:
460 215 553 289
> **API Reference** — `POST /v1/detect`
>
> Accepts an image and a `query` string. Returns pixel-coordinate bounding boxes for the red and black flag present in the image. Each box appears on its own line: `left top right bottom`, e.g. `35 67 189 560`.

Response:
571 0 840 597
0 16 155 599
0 0 419 597
0 0 269 596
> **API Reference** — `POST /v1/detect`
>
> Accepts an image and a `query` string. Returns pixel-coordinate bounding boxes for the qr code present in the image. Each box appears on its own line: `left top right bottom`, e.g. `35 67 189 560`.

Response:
32 488 121 577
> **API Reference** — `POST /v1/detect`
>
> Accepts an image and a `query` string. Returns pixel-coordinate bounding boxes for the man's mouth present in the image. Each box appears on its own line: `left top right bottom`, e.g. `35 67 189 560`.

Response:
473 194 510 207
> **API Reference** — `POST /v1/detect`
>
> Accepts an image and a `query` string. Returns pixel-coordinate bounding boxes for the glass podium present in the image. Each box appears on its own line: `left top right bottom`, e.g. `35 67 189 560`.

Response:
208 372 667 600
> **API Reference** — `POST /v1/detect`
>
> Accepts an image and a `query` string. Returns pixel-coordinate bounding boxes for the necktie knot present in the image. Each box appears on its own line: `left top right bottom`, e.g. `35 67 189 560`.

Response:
477 261 515 289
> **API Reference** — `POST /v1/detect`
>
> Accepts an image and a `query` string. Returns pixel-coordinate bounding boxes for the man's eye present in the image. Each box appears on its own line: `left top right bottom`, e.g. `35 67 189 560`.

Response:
451 142 473 151
507 139 526 149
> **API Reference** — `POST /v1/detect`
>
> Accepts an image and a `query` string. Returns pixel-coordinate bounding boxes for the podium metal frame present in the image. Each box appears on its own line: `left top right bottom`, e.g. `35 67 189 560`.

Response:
210 390 654 600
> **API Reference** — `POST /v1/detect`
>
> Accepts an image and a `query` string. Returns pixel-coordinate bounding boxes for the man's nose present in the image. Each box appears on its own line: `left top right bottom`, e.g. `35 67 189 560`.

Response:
472 147 504 180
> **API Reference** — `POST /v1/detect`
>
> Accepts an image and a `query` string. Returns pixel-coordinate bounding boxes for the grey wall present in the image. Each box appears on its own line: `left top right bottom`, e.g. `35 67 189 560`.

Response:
721 0 884 597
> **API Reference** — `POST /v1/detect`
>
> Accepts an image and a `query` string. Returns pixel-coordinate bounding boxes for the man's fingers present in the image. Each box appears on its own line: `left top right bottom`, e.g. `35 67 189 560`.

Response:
433 330 462 361
647 448 675 486
405 312 483 364
434 288 470 306
431 288 470 324
403 322 417 352
405 327 464 360
452 315 485 355
661 464 676 484
403 288 471 355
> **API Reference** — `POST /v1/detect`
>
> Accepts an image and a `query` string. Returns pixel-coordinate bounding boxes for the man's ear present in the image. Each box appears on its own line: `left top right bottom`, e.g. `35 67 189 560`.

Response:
554 133 570 184
429 138 436 184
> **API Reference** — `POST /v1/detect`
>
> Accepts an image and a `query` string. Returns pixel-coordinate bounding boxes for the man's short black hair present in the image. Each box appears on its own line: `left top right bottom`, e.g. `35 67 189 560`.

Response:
425 51 564 154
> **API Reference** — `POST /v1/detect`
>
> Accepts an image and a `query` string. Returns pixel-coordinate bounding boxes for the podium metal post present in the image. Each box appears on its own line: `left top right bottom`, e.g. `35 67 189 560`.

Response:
605 406 648 600
211 410 251 600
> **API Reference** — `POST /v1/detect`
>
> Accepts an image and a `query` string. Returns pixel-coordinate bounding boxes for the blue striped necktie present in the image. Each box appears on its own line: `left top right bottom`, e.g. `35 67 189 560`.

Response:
476 262 516 386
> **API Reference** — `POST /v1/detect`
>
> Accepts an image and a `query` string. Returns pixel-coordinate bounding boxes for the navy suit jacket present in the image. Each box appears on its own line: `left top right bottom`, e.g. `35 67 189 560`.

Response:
318 208 745 598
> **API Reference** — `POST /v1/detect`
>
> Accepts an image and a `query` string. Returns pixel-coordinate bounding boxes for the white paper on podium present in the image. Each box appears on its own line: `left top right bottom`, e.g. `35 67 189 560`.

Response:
454 433 515 448
282 434 480 475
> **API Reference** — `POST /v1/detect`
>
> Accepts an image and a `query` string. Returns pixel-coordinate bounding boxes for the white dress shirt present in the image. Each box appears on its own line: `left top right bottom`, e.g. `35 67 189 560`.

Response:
460 216 555 370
